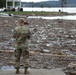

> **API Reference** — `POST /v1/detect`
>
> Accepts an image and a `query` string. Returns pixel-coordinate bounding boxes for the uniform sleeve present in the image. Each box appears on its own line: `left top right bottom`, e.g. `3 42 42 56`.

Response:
27 29 31 39
13 29 17 38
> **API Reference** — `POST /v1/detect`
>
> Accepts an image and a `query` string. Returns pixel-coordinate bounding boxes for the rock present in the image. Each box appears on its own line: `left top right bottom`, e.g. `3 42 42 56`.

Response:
42 49 50 53
8 61 15 65
57 20 63 23
52 51 66 55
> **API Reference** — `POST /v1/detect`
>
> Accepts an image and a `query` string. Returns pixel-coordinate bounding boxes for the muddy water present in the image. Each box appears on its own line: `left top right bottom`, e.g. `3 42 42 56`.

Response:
28 15 76 20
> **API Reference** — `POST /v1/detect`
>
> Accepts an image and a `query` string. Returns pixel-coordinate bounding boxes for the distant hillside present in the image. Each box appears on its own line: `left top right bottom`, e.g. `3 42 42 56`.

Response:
21 0 76 7
66 0 76 7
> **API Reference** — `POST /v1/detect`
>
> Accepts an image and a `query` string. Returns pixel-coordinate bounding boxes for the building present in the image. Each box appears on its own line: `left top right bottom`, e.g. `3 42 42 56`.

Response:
6 0 21 9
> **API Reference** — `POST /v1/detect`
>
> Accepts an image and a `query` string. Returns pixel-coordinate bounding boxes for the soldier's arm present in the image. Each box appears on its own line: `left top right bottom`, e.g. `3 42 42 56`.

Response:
27 29 31 39
13 29 17 38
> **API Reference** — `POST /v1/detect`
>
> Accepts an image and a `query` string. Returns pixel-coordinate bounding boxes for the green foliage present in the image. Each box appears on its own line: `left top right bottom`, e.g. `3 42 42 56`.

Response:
61 0 67 12
40 4 44 8
1 11 53 15
32 5 34 8
61 0 67 7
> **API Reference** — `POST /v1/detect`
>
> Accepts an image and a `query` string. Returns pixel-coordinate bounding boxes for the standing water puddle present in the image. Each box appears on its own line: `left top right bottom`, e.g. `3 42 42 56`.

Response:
0 66 14 70
28 15 76 20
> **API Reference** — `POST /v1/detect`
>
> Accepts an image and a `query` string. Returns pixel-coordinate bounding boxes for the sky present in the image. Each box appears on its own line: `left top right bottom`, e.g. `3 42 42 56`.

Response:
21 0 58 2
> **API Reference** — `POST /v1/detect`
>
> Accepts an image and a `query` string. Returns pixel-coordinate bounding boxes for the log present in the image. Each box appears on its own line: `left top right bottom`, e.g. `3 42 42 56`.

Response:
40 53 76 58
0 50 14 53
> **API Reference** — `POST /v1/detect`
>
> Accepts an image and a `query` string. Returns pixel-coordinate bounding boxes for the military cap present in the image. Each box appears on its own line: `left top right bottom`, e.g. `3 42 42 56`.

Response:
18 18 25 23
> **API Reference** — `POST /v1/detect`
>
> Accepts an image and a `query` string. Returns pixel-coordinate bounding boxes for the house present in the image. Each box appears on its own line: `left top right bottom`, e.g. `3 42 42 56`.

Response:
6 0 21 9
4 0 23 11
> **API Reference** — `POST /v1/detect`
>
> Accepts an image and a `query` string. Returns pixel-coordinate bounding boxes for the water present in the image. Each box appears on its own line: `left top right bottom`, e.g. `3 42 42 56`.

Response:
28 15 76 20
0 7 76 13
0 7 76 20
0 13 14 17
0 66 14 70
22 7 76 20
23 7 76 13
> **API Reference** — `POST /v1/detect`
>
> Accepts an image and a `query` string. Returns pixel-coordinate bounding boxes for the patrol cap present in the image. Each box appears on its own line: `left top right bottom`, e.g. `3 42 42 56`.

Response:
18 18 25 23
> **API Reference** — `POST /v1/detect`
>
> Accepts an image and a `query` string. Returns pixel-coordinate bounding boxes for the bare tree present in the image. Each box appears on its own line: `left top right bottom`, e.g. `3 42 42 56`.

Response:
61 0 67 12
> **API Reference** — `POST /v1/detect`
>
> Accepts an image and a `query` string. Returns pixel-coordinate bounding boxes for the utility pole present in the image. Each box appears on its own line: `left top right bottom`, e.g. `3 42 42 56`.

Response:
20 0 21 8
13 0 15 8
6 0 7 8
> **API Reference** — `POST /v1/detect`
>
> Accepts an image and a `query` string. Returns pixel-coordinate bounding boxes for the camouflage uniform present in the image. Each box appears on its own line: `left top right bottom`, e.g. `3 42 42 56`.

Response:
13 25 31 69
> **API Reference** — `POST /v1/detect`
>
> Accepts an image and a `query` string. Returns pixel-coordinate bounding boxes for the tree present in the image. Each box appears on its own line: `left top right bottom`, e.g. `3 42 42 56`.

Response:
61 0 67 12
40 4 44 8
32 5 34 8
0 0 6 8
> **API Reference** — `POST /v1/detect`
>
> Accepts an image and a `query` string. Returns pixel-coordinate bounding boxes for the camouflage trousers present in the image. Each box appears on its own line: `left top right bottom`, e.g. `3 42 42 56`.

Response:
14 48 29 69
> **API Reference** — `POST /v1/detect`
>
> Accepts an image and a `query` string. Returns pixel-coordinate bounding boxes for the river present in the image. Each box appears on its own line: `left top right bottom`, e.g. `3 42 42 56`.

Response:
22 7 76 20
0 7 76 13
23 7 76 13
28 15 76 20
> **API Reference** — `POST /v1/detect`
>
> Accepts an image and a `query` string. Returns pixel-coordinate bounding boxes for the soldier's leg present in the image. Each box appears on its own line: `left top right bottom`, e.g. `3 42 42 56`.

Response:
15 48 22 74
22 49 29 74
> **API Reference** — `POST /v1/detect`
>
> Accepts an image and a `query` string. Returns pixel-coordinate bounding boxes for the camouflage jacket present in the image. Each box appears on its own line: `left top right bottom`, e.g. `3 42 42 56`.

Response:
13 25 31 49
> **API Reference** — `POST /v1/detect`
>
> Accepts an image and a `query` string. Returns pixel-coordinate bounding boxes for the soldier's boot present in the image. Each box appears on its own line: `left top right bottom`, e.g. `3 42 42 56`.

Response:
24 67 29 74
15 68 20 74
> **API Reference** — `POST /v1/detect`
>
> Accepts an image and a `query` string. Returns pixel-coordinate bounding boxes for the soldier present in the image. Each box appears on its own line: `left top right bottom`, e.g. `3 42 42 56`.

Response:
13 18 31 74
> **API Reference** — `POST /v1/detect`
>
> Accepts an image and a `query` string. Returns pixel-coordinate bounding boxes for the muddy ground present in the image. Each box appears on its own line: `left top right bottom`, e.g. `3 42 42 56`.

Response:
0 15 76 71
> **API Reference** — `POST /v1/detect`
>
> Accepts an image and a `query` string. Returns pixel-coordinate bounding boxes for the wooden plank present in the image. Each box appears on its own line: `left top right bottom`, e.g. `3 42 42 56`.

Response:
40 53 76 58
